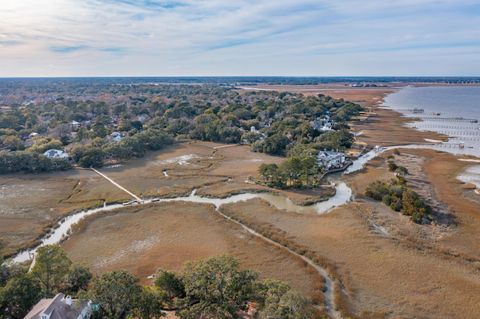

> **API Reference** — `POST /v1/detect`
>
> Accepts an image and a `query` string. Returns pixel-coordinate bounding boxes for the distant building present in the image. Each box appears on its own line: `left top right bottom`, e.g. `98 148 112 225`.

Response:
136 114 150 123
110 131 123 142
317 150 346 170
310 116 333 132
70 120 81 131
29 132 39 139
43 149 69 159
24 293 92 319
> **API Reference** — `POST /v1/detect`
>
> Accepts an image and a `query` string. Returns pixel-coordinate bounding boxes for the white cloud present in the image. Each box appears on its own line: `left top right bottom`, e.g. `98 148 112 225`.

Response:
0 0 479 76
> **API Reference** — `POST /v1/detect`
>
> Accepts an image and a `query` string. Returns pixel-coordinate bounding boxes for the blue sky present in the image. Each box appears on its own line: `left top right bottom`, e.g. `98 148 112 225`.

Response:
0 0 479 76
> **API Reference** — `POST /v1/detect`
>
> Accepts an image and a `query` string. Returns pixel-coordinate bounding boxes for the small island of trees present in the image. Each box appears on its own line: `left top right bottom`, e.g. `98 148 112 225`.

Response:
365 176 432 224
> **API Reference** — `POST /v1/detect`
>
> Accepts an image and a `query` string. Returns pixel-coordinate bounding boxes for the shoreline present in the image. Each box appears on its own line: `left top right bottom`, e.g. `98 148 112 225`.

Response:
4 83 480 318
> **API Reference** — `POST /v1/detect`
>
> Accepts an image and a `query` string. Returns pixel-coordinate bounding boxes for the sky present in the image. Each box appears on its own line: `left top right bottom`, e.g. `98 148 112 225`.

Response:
1 0 480 77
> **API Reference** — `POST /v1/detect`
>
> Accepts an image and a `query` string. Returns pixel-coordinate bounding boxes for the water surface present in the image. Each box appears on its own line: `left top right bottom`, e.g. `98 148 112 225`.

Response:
384 86 480 156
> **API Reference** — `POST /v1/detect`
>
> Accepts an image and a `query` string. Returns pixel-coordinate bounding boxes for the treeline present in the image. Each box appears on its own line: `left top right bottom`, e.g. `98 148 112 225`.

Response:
0 151 71 174
365 177 432 224
0 245 320 319
258 140 360 189
71 128 174 168
1 85 361 155
0 129 173 172
1 84 361 174
259 158 319 189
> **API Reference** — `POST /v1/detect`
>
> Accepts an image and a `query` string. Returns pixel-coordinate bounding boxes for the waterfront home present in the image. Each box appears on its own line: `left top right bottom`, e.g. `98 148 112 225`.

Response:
317 150 346 170
43 149 68 159
24 293 92 319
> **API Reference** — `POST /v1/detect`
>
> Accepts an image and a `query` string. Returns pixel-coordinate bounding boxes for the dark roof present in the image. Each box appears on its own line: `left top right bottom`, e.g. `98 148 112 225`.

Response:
24 293 91 319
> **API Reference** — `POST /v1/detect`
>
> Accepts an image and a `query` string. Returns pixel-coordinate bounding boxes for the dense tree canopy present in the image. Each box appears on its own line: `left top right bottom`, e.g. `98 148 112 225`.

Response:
0 274 42 319
0 84 361 174
178 256 258 318
88 270 143 319
31 245 73 296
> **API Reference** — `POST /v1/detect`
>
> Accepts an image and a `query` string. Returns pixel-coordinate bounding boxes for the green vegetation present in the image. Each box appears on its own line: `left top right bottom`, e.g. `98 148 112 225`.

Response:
365 177 432 223
387 160 409 176
0 245 318 319
0 274 42 319
258 143 321 189
314 129 354 150
31 245 72 296
259 157 319 189
256 279 316 319
0 151 72 174
177 255 257 318
87 270 147 319
0 84 361 173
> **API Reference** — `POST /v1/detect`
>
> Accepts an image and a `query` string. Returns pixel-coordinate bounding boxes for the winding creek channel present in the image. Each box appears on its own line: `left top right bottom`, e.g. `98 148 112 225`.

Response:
10 143 456 318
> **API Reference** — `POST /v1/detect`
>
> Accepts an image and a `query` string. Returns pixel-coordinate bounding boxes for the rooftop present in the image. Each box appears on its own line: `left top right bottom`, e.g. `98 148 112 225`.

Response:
24 293 91 319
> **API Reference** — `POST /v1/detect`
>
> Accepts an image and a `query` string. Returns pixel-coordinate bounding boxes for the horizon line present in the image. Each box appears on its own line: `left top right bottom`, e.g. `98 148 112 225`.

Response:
1 75 480 79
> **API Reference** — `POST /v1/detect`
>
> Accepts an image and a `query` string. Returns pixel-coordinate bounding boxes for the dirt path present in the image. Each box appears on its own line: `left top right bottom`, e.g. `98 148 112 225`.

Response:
12 172 343 317
216 208 342 319
91 168 142 201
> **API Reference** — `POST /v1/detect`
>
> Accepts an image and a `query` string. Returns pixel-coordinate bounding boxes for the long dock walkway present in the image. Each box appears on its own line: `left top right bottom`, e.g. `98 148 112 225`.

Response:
91 168 142 201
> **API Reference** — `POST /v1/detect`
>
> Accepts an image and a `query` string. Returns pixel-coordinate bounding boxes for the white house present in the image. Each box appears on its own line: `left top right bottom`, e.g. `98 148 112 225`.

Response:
43 149 69 159
317 150 346 170
110 131 123 142
310 116 333 132
24 293 92 319
70 120 81 131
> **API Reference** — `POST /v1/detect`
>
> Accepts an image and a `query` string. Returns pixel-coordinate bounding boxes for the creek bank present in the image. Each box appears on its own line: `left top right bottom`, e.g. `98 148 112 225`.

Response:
11 146 406 264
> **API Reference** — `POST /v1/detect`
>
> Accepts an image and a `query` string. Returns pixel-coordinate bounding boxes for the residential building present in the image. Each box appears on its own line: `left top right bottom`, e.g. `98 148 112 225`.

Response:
24 293 92 319
317 150 346 170
110 131 123 142
310 116 333 132
43 149 69 159
70 120 81 131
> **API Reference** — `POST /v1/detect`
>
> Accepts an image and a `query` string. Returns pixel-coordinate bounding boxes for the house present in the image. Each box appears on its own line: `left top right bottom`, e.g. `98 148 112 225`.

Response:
310 116 333 132
110 131 123 142
29 132 39 139
43 149 69 159
70 120 81 131
136 114 150 123
24 293 92 319
317 150 346 170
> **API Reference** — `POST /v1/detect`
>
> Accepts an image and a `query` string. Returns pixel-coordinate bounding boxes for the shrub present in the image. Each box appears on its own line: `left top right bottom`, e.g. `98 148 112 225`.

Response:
365 177 432 223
